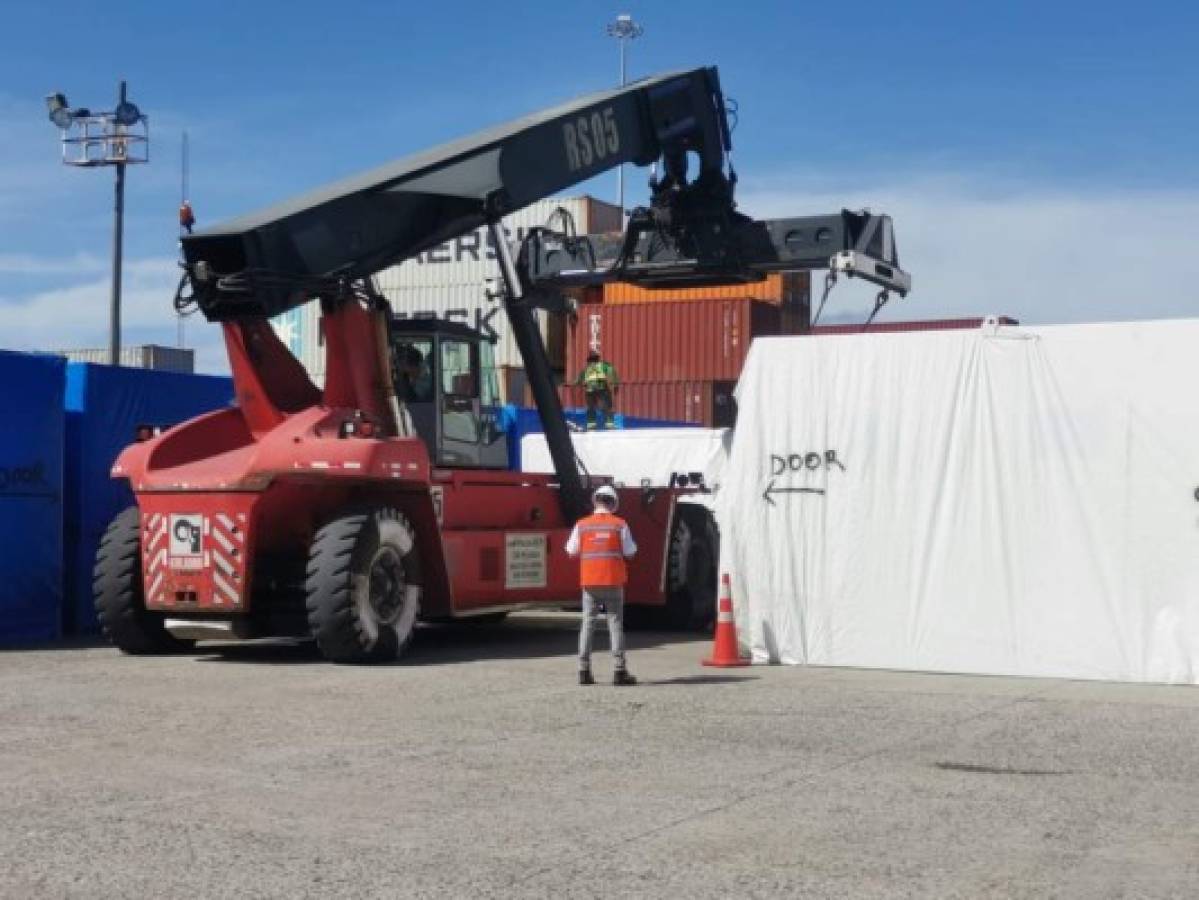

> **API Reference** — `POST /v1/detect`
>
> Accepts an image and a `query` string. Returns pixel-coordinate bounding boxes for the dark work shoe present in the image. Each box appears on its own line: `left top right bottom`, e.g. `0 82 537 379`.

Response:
579 670 595 685
613 670 637 686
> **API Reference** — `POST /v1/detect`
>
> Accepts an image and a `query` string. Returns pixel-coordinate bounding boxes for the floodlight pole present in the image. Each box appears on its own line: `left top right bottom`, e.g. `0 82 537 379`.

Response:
49 79 147 366
617 39 626 215
110 81 127 366
606 14 643 218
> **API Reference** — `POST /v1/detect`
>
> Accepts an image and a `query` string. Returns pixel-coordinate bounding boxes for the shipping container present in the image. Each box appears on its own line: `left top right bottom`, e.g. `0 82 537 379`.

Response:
560 380 737 429
497 365 529 406
375 196 621 290
807 316 1018 335
603 271 810 307
50 344 195 373
272 301 322 382
273 287 559 386
566 299 781 383
271 196 617 382
0 352 65 645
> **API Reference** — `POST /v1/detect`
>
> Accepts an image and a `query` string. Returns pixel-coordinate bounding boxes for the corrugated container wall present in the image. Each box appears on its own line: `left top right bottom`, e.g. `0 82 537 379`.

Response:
389 284 565 371
51 345 195 373
566 299 781 383
271 300 324 384
275 196 620 387
376 197 620 290
560 380 737 428
603 272 810 307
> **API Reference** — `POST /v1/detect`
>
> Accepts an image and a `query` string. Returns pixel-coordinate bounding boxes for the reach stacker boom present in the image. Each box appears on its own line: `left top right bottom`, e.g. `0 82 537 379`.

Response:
95 67 909 661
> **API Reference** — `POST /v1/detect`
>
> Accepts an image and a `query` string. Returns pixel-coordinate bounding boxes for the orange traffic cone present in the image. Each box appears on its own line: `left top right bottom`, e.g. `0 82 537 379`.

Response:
703 574 750 667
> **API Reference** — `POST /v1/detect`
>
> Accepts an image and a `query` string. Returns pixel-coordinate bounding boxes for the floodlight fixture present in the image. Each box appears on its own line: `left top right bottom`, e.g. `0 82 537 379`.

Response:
113 100 141 127
45 92 73 128
44 80 150 366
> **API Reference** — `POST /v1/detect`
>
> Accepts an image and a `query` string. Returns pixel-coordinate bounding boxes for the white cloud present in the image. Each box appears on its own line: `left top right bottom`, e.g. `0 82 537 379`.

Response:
0 255 228 374
4 172 1198 380
737 173 1199 327
0 252 109 275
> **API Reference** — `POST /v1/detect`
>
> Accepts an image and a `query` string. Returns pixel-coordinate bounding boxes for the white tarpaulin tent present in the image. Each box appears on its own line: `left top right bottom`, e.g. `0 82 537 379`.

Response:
521 428 731 498
718 319 1199 684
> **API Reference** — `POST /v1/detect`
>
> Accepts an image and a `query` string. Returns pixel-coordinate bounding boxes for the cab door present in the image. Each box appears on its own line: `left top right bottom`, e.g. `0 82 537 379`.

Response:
436 337 508 468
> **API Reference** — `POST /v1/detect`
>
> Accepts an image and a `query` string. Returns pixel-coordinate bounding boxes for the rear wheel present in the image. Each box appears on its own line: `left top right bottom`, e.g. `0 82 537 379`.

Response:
93 507 195 655
664 507 719 632
304 507 422 663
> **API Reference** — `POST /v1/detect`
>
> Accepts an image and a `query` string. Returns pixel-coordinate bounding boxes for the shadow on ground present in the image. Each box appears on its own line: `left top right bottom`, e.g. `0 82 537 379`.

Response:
192 614 709 667
643 674 758 686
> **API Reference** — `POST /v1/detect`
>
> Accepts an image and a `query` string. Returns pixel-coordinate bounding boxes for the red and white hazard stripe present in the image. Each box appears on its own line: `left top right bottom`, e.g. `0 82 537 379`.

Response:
143 513 169 606
209 513 245 606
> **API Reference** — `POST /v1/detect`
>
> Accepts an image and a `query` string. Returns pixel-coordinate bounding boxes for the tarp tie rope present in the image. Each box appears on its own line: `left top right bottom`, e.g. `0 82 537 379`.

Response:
861 289 891 331
811 271 838 326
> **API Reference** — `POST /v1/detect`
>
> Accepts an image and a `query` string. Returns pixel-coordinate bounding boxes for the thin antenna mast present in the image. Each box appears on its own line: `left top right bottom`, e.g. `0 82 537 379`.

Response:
177 130 188 349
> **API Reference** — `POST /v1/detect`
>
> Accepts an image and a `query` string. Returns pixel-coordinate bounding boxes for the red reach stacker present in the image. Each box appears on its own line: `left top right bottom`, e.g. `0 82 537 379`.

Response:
95 67 910 662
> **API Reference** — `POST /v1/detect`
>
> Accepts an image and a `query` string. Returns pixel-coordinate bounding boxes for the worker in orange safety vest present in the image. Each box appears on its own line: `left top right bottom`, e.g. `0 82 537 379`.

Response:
565 484 638 686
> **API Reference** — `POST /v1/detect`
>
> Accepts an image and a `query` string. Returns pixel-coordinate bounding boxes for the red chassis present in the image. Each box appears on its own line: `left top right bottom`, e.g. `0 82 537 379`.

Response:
104 300 708 661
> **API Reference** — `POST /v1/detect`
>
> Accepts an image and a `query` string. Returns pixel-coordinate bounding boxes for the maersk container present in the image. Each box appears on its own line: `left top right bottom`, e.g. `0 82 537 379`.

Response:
565 299 781 383
271 299 324 384
271 196 613 384
374 196 621 291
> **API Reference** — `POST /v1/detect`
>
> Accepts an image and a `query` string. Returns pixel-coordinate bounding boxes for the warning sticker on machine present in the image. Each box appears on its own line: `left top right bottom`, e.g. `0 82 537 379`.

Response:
169 513 204 569
505 533 547 590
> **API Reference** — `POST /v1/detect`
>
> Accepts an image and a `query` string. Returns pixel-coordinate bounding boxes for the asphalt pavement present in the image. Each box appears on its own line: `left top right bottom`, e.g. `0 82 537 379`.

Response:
1 613 1196 898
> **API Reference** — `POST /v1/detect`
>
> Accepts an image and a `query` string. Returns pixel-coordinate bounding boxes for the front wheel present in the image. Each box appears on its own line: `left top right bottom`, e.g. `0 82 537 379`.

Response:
304 507 422 663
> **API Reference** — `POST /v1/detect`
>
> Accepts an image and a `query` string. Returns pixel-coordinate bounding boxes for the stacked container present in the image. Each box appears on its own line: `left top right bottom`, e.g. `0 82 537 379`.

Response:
272 196 621 399
50 344 195 373
560 272 810 427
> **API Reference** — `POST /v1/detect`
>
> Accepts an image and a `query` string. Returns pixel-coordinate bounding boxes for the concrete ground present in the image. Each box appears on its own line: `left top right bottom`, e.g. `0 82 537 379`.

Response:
1 613 1197 899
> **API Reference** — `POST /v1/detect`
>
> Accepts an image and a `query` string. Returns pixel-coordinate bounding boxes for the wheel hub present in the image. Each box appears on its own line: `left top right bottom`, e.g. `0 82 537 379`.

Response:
368 548 405 624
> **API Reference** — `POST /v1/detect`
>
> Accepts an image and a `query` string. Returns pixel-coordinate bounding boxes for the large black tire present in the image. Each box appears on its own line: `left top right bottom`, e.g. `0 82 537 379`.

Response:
93 506 195 655
664 506 719 632
304 507 422 664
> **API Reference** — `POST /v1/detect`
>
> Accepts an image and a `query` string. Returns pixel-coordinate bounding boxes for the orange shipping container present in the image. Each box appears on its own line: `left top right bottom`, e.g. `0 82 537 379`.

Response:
602 271 809 306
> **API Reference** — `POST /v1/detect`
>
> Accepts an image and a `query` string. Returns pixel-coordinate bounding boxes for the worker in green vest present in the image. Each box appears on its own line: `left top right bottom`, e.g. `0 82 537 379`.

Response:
575 351 619 430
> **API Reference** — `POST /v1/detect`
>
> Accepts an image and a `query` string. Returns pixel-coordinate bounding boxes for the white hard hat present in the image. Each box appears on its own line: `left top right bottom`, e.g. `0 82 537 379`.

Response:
593 485 619 509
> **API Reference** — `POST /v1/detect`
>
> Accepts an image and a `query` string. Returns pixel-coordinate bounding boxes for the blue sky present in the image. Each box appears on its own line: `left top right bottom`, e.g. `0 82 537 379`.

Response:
1 0 1197 371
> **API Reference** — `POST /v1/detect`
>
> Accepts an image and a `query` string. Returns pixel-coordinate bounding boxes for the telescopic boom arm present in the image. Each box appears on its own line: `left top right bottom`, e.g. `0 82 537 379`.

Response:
178 66 910 521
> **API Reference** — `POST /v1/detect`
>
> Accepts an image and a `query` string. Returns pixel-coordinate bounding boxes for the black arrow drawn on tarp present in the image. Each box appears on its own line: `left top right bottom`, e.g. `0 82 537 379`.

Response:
762 479 826 505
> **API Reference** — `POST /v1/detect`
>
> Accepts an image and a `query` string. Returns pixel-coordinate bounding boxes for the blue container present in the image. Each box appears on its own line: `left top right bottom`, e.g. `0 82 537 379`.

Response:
0 352 66 645
500 404 694 470
64 364 234 634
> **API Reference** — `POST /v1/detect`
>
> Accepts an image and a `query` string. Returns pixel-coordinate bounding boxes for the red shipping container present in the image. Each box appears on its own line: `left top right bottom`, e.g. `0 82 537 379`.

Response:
566 299 780 383
560 380 738 429
807 316 1018 335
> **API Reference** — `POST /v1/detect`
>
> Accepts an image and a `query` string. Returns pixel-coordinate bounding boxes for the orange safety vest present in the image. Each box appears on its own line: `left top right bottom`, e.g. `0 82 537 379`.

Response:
576 511 629 588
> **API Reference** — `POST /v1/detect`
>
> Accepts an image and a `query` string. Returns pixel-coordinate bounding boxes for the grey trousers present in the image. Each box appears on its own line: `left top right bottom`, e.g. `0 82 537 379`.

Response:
579 586 626 671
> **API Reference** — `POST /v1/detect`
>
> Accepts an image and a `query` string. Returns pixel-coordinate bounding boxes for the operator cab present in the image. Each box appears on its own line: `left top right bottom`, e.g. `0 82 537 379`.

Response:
390 318 508 469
